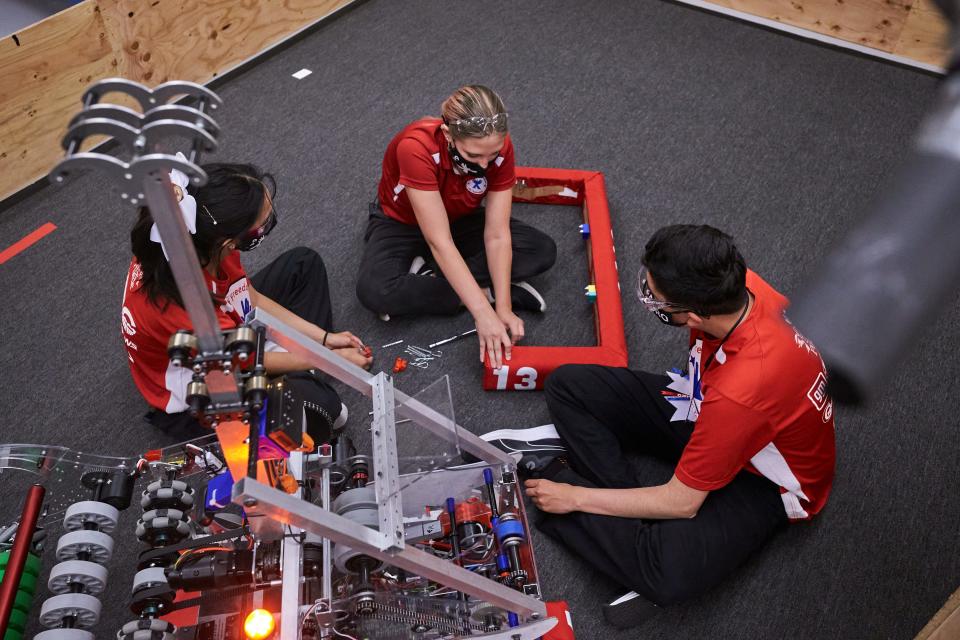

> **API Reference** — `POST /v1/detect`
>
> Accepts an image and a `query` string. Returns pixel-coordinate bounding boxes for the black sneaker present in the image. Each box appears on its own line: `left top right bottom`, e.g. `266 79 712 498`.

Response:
480 424 566 456
602 591 661 629
408 255 435 277
518 453 569 480
510 281 546 312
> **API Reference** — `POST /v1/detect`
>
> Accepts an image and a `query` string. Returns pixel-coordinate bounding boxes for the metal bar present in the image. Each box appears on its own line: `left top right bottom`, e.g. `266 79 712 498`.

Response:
141 170 224 355
248 308 512 465
370 374 404 552
233 478 547 619
279 452 305 640
0 483 45 632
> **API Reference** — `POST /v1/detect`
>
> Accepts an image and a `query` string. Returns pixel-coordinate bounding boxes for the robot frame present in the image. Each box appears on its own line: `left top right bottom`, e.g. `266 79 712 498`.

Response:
0 78 570 640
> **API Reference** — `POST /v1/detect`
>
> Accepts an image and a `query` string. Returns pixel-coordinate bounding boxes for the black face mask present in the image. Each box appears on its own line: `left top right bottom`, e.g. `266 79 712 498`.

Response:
237 211 277 252
448 143 487 177
653 308 689 327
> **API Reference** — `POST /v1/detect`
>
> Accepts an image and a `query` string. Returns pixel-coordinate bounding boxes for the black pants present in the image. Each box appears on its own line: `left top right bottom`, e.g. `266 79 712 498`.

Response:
537 364 788 606
145 247 341 439
355 204 557 316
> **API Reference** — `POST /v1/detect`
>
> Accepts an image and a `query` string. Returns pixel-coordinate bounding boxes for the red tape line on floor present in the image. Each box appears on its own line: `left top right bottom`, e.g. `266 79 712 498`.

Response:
0 222 57 265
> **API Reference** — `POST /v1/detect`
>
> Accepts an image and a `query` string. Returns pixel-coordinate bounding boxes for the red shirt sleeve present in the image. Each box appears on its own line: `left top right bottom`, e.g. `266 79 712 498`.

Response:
675 391 775 491
487 134 516 192
397 137 440 191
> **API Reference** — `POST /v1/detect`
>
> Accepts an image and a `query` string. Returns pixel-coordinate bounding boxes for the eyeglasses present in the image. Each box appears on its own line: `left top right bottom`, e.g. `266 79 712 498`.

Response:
637 272 695 313
446 113 509 136
239 207 278 250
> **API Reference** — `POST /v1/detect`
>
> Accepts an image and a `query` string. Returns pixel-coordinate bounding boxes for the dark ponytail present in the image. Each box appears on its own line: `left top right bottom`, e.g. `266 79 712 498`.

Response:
130 163 276 308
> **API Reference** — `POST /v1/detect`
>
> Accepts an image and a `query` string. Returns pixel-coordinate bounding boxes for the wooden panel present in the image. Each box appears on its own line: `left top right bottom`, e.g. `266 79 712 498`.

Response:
916 585 960 640
894 0 951 65
721 0 948 63
0 0 354 202
0 3 118 200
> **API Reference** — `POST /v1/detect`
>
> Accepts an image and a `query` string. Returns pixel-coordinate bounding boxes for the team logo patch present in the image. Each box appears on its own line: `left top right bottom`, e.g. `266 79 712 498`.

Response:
121 307 137 336
466 177 488 195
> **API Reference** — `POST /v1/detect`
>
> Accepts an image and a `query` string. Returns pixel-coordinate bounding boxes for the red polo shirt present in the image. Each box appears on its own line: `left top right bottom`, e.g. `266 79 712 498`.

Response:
674 271 837 520
377 118 516 225
120 251 251 413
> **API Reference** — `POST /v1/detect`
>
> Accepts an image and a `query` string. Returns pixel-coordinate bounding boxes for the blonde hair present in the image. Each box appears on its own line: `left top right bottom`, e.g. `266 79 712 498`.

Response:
440 85 508 139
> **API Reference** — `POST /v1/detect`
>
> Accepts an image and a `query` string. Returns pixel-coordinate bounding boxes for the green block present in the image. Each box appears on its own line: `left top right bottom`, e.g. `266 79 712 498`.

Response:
5 606 27 633
0 551 41 577
13 587 33 613
0 568 37 594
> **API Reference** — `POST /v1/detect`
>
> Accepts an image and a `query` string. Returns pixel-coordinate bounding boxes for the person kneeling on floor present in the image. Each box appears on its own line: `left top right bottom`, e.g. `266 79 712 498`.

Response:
481 224 836 627
120 160 372 439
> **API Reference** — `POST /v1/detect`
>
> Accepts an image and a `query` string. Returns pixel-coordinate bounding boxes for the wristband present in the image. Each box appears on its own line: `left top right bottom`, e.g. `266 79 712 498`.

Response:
322 331 329 346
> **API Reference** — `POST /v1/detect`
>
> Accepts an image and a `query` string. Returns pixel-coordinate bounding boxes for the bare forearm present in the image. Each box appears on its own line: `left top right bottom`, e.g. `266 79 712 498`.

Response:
263 351 315 375
254 292 326 343
485 235 512 312
573 484 699 520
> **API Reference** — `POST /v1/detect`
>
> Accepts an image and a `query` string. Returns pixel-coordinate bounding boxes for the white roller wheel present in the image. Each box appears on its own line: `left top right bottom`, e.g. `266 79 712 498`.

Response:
48 560 108 595
140 508 186 523
146 479 189 493
34 629 95 640
63 501 119 533
38 593 101 629
120 618 175 635
132 567 168 593
56 529 114 564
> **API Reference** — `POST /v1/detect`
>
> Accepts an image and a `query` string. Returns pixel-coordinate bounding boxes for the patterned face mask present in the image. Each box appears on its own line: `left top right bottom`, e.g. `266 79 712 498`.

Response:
448 142 488 177
238 210 278 252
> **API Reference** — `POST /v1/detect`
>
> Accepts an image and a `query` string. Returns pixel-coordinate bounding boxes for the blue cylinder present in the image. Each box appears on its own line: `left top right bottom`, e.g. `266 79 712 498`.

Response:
494 517 525 543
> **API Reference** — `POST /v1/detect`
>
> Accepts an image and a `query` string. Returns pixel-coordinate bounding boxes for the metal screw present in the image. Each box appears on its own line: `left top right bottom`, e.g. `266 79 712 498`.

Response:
243 498 258 508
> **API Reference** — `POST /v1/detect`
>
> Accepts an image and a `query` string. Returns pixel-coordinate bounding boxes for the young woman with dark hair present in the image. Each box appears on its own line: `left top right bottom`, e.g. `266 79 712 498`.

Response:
356 85 557 368
121 161 371 437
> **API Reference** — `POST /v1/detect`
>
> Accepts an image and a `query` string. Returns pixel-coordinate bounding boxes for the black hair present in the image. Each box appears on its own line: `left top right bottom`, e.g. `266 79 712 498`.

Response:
130 162 275 308
641 224 748 315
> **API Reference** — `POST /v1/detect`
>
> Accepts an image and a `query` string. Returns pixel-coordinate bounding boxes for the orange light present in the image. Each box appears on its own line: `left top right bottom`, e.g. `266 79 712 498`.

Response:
244 608 276 639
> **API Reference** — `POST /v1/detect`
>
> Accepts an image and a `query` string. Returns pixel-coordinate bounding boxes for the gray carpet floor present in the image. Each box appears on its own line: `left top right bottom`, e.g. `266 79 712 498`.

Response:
1 1 957 638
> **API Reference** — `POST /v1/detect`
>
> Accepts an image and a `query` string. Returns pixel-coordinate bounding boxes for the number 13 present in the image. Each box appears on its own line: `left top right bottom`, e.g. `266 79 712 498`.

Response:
493 365 539 390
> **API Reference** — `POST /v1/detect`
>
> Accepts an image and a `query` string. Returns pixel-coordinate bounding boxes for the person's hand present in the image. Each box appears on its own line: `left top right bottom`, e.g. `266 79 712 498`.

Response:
474 306 512 369
496 308 525 344
332 346 372 370
524 479 580 514
323 330 363 350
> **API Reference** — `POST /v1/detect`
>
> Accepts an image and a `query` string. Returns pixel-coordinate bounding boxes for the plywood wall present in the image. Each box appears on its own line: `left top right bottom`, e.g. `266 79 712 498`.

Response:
711 0 950 66
0 0 355 202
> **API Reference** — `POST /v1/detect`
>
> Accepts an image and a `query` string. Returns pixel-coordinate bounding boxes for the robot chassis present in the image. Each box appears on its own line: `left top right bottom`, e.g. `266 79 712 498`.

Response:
0 79 562 640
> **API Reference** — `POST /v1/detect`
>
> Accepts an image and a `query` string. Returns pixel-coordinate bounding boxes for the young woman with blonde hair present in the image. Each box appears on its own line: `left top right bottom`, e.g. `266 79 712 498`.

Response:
356 85 556 368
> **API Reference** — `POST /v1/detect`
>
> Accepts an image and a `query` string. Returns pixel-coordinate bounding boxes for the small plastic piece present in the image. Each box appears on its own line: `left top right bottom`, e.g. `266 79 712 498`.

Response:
361 345 373 358
584 284 597 301
392 357 408 373
579 222 590 238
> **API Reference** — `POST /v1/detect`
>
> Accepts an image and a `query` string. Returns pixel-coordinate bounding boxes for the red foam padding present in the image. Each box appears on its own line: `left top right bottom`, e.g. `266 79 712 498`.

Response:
484 168 627 390
544 600 576 639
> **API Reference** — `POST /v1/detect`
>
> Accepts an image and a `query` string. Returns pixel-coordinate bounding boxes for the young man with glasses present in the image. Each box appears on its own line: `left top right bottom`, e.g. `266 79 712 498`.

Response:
481 224 836 627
